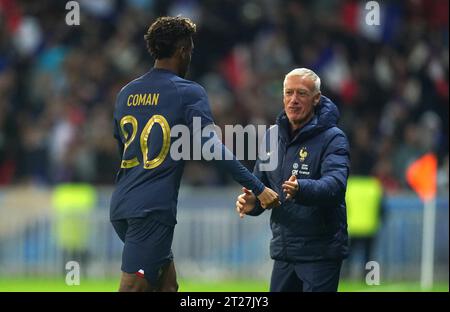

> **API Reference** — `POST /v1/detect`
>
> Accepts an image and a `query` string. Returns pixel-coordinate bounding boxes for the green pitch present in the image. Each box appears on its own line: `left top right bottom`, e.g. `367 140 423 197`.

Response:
0 278 448 292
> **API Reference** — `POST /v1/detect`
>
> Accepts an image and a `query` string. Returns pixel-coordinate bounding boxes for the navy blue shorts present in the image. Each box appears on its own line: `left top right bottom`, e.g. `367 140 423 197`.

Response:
111 213 174 286
270 259 342 292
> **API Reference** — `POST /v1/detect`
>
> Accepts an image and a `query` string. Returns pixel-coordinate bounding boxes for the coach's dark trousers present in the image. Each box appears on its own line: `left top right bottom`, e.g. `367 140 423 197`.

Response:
270 259 342 292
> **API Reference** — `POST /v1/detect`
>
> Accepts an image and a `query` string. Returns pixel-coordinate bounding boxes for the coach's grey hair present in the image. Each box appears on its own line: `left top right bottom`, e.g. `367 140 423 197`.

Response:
284 68 321 93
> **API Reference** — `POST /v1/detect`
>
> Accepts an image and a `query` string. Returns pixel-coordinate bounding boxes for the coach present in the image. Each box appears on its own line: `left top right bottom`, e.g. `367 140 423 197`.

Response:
236 68 350 292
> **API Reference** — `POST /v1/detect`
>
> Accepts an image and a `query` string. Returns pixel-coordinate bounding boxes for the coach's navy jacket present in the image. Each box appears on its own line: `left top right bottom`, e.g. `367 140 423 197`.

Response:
249 95 350 262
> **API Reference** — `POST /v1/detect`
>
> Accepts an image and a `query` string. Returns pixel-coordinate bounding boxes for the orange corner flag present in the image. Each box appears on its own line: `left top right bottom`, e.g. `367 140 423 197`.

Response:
406 153 437 202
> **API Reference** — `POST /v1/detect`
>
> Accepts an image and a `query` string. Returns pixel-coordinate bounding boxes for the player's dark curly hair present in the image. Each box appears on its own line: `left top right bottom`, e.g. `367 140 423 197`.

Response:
144 16 196 60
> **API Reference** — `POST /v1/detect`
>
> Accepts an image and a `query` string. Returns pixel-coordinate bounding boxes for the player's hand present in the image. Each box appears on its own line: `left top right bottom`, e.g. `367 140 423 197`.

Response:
282 175 299 200
236 187 257 218
257 187 281 209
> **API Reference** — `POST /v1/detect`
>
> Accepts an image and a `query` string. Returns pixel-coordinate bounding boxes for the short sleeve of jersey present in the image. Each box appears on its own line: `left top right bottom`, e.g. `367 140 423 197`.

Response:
181 82 214 131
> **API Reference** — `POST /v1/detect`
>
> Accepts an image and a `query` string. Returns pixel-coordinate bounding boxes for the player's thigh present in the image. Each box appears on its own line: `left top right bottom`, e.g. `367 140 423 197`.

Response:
157 260 178 292
119 272 152 292
120 214 175 290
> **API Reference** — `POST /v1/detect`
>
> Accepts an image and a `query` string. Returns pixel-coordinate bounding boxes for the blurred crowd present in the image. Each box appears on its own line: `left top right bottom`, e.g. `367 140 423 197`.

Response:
0 0 448 194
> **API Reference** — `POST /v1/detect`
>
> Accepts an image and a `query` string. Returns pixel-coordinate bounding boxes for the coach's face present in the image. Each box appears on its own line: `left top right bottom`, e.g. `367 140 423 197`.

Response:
283 75 320 130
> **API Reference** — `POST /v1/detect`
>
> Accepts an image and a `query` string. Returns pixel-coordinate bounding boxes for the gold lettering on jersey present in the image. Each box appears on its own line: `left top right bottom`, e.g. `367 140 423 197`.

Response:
127 93 160 107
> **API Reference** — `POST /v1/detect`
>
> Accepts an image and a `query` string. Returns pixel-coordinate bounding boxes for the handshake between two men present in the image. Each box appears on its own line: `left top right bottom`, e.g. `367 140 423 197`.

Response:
235 175 299 218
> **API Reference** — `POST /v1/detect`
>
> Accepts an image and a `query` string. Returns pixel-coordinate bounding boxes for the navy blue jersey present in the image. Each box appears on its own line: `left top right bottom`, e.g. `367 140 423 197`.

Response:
110 68 264 225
